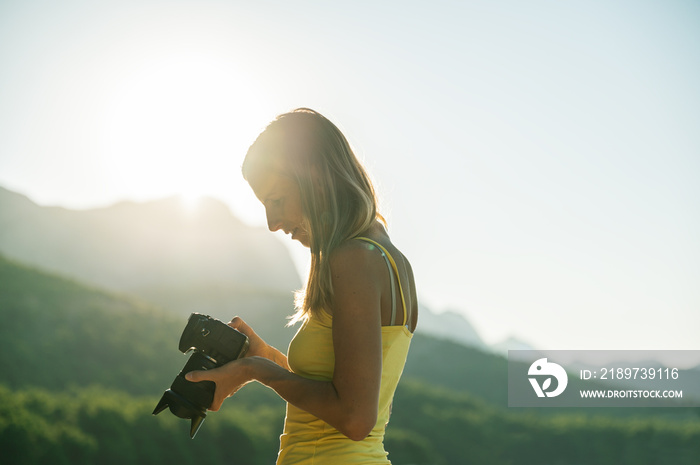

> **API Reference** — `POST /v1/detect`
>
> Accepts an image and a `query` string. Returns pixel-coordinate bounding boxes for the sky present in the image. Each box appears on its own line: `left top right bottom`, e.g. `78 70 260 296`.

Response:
1 0 699 359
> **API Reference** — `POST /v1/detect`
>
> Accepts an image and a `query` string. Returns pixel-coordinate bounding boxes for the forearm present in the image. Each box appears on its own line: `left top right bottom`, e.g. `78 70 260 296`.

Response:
245 357 376 441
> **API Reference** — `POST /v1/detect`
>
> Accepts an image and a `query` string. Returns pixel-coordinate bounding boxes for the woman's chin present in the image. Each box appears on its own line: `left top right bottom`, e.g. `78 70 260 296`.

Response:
291 234 310 248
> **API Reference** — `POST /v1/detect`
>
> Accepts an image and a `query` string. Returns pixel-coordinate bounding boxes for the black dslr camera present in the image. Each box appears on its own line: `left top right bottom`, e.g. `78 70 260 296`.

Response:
152 313 249 438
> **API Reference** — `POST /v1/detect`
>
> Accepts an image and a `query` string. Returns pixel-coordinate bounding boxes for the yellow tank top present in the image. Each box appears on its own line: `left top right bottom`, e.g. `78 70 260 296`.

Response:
277 237 413 465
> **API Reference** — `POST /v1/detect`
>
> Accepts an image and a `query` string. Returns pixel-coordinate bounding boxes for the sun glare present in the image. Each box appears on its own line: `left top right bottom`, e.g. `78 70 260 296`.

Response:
178 192 203 219
101 50 273 218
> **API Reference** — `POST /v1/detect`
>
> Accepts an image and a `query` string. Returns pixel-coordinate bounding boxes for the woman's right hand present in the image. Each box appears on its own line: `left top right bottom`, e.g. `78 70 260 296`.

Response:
228 317 290 369
228 317 267 357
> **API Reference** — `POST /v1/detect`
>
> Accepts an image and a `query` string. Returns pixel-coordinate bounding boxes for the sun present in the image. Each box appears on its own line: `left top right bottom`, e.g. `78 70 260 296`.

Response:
100 50 273 217
178 189 204 213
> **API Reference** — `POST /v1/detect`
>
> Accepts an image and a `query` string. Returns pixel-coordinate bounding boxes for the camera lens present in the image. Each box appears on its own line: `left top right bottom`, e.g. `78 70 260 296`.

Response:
176 351 217 409
152 351 218 438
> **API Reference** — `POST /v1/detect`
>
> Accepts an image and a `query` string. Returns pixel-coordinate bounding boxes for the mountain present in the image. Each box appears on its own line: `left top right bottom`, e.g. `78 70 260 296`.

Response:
0 186 301 319
0 185 493 344
2 185 696 397
3 255 699 465
0 253 182 394
490 336 544 363
415 306 487 349
415 306 542 361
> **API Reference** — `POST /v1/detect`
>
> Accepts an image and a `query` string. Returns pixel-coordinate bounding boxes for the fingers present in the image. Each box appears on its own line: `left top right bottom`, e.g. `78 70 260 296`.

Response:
227 316 244 329
185 370 225 411
185 360 249 412
229 317 267 358
228 316 251 335
185 369 214 383
209 386 242 411
209 395 225 412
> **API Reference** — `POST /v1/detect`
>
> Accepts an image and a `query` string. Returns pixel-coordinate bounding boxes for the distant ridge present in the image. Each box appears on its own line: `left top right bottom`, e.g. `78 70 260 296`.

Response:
2 238 698 465
0 185 301 317
416 305 541 358
416 306 487 350
0 185 526 353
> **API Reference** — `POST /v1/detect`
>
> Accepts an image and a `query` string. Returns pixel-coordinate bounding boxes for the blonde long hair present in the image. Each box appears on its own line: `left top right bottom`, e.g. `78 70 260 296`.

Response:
242 108 384 323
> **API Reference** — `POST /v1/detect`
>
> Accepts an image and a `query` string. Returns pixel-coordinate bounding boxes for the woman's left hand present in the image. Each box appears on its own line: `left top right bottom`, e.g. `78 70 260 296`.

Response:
185 358 257 411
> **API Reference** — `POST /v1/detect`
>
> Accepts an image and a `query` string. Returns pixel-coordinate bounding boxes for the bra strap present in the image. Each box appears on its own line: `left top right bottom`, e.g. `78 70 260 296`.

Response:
354 237 408 327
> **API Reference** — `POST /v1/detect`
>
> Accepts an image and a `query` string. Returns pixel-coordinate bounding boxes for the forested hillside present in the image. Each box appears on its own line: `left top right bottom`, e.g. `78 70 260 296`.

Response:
0 253 183 394
2 255 700 464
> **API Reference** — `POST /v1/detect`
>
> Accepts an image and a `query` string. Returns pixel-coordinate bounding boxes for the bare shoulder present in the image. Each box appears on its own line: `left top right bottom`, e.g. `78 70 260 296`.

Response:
328 224 418 330
329 238 387 282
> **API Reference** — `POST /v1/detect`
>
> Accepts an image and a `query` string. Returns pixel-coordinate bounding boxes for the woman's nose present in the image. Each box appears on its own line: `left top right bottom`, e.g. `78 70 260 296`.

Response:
266 207 283 232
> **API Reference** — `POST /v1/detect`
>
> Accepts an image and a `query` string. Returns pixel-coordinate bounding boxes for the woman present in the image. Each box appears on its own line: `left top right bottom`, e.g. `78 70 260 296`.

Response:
186 108 418 464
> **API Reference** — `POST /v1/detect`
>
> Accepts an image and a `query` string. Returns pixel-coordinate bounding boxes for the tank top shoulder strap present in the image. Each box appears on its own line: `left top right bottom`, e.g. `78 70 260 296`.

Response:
353 236 408 327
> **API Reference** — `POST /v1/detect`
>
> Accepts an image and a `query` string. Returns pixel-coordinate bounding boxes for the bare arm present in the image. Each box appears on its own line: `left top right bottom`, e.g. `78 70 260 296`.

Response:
187 244 384 441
